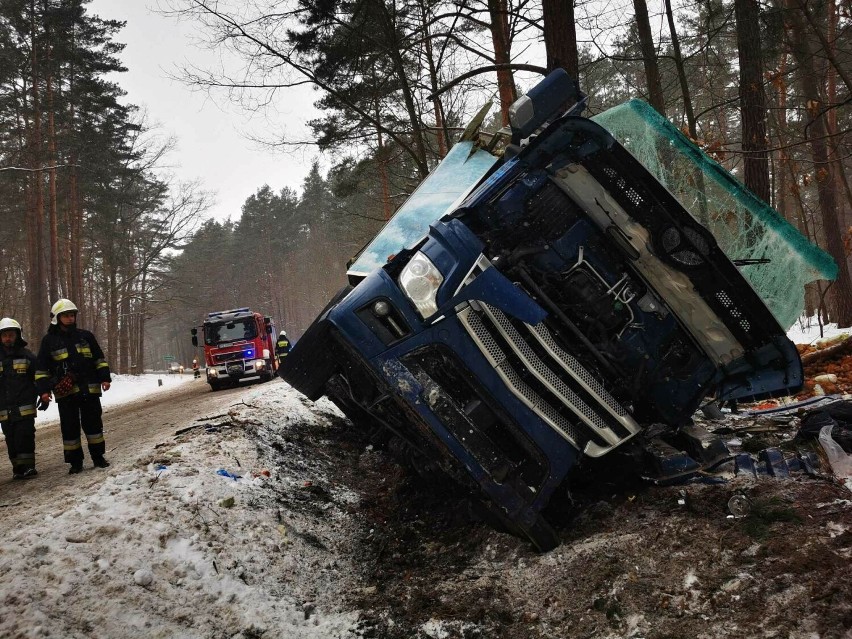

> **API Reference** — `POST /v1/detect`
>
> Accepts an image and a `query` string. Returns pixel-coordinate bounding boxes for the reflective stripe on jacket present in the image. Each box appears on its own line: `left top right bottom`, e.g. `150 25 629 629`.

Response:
1 346 38 421
36 326 111 400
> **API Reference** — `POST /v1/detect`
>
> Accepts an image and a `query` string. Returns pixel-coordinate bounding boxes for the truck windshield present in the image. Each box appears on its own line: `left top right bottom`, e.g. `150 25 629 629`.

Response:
204 319 257 345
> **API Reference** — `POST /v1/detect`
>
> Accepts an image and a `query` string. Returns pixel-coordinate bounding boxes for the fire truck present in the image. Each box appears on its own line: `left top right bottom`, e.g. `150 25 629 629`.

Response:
191 307 277 391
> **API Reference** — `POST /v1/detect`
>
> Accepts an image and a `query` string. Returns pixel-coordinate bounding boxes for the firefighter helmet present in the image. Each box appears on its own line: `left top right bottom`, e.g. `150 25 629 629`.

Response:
279 330 287 337
0 317 22 334
50 298 79 324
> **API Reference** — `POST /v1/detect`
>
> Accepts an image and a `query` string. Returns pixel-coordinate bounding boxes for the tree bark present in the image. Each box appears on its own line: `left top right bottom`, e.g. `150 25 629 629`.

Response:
735 0 771 204
785 0 852 325
487 0 517 125
632 0 666 116
45 23 60 301
27 0 47 339
542 0 579 79
418 0 448 158
663 0 695 138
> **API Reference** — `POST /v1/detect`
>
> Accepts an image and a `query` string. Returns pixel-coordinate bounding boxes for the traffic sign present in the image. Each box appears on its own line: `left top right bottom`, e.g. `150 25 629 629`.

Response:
163 355 175 361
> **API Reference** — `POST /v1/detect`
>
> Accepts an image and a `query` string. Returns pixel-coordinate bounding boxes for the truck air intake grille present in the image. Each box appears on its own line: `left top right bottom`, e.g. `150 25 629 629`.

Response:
213 351 246 364
458 303 641 457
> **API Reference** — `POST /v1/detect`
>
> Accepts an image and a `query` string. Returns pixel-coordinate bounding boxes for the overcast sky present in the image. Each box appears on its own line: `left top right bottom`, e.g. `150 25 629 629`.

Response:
87 1 320 223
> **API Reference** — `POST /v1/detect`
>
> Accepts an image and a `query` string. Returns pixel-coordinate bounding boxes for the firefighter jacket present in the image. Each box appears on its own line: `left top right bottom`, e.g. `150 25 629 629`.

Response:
0 338 38 423
35 325 112 400
275 335 291 361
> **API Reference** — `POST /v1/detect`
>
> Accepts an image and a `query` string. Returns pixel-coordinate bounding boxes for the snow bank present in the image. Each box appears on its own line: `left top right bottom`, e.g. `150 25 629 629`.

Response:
0 383 360 639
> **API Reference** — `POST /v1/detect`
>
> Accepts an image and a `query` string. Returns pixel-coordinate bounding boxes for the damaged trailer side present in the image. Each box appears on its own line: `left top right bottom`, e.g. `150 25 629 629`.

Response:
280 70 833 551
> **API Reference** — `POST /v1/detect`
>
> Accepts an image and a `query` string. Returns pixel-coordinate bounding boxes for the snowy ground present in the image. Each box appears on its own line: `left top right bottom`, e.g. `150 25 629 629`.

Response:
0 383 363 638
34 372 196 428
786 316 852 345
1 320 850 638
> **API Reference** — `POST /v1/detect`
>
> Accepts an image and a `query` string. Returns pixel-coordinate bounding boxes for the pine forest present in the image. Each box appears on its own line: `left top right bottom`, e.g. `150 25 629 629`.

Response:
0 0 850 372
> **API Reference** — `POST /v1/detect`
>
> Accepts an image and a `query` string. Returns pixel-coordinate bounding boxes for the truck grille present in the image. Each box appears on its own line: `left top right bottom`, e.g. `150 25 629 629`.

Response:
458 303 641 457
213 351 246 364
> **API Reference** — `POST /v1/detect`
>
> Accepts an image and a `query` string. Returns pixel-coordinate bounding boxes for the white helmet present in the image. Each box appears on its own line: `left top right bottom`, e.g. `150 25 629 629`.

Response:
279 330 287 337
50 298 78 325
0 317 24 345
0 317 22 333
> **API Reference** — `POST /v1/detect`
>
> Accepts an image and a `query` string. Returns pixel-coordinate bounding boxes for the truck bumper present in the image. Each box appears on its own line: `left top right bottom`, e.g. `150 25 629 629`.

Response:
207 358 271 383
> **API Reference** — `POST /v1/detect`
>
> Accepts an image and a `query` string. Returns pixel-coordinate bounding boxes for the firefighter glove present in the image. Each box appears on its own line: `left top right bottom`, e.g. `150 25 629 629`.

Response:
37 397 50 411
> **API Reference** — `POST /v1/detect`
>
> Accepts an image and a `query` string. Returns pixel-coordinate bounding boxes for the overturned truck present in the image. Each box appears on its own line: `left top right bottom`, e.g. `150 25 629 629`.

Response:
281 71 836 551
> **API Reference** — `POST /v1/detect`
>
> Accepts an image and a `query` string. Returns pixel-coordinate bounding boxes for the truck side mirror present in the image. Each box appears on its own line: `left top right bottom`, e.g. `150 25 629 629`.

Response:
508 68 583 145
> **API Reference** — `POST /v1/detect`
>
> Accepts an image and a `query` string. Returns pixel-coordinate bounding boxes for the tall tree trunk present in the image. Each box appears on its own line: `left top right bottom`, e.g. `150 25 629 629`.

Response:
663 0 696 138
28 0 47 339
821 0 852 233
119 280 130 374
107 269 118 365
735 0 771 204
45 31 60 301
785 0 852 325
418 0 448 157
487 0 516 124
69 160 84 305
542 0 579 79
376 3 428 178
632 0 666 116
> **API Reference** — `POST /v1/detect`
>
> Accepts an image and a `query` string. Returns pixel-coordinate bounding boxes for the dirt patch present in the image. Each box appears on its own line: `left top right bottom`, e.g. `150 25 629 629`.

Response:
252 403 852 639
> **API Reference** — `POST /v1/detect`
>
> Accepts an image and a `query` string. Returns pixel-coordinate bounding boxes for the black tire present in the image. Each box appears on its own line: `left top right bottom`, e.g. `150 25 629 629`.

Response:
209 380 221 392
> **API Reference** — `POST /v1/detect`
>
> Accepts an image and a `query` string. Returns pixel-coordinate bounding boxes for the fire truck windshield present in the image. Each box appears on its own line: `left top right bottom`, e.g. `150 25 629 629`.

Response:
204 319 257 345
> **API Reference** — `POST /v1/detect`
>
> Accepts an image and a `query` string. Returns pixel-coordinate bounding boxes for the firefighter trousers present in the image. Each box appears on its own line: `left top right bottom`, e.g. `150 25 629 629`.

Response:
58 394 106 465
1 417 36 472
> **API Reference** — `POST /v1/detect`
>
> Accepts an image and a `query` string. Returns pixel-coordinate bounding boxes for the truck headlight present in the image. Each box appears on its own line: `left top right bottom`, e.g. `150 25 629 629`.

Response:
399 252 444 318
254 360 266 370
208 368 218 378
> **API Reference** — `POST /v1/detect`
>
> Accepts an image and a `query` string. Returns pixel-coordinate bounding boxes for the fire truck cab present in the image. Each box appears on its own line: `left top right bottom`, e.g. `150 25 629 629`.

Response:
191 307 277 391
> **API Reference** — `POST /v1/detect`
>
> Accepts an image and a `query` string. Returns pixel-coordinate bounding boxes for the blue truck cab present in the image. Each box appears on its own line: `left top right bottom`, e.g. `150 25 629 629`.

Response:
281 71 816 551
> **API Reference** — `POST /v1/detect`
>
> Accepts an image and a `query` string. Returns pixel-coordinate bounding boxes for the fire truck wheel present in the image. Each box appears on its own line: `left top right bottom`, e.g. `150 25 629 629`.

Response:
209 380 222 392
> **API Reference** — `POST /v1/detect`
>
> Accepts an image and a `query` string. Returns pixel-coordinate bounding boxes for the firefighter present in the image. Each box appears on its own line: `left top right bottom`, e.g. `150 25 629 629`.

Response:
36 299 112 474
0 318 43 479
192 357 200 379
275 330 291 368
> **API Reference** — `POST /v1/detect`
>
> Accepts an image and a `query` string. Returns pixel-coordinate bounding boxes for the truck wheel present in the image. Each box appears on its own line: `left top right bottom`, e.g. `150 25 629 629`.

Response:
209 380 221 392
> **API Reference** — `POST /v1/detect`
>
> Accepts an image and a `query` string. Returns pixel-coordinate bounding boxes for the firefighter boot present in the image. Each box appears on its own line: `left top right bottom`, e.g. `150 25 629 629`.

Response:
13 466 38 480
92 456 110 468
69 463 83 474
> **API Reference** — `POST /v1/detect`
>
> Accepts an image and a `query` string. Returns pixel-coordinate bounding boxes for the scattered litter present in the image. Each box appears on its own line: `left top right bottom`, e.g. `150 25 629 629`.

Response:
819 425 852 481
155 464 168 471
216 468 241 481
728 494 751 518
219 496 235 508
